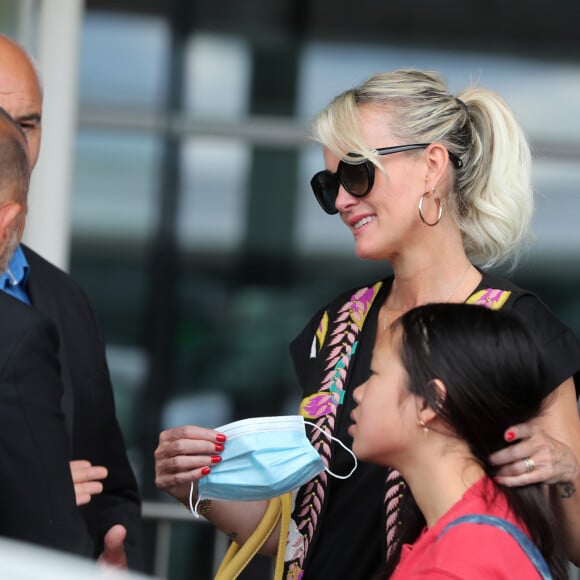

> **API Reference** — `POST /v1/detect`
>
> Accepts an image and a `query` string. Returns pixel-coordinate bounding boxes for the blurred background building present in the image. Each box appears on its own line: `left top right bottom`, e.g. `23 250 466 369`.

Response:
1 1 579 578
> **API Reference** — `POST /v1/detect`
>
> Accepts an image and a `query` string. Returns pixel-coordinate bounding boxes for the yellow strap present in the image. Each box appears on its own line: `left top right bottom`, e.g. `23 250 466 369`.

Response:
273 492 292 580
214 493 292 580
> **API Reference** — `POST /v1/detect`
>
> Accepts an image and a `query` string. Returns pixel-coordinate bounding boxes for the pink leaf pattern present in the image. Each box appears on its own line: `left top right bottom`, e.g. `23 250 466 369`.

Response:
384 469 406 559
284 282 383 577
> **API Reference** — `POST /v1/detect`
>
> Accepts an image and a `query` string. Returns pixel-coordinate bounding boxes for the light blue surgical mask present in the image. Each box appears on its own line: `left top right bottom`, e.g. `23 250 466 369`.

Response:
191 415 357 517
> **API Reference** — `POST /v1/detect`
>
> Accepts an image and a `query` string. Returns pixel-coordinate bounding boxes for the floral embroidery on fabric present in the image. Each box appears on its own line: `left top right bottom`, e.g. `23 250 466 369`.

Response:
466 288 511 310
299 393 335 419
384 469 406 559
284 282 383 577
315 311 329 354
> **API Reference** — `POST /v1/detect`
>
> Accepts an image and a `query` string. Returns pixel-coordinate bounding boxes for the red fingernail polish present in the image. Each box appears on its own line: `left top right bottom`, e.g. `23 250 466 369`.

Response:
215 443 224 452
506 431 515 441
201 467 211 475
211 455 222 464
216 434 227 443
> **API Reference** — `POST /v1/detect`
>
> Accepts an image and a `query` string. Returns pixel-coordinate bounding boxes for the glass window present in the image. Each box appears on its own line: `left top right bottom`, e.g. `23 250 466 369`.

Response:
183 33 251 118
297 42 580 144
532 159 580 257
72 130 162 241
0 0 19 36
0 0 39 60
177 137 250 251
79 12 170 107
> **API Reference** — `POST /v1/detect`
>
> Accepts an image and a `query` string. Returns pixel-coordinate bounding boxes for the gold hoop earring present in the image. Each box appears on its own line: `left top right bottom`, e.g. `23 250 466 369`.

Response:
418 191 443 226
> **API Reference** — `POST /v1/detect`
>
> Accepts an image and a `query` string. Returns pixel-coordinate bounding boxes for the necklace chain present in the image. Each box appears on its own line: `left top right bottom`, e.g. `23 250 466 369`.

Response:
383 263 472 331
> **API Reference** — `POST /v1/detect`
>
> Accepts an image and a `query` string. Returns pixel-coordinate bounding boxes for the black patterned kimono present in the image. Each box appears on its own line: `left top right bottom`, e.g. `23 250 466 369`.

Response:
283 272 580 580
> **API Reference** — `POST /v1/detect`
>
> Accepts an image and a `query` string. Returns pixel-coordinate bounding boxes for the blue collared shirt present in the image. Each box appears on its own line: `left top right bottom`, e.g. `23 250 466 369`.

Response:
1 245 31 304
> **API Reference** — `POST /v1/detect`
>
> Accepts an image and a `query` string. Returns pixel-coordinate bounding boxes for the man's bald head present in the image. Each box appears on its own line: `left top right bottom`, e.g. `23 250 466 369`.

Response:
0 34 43 170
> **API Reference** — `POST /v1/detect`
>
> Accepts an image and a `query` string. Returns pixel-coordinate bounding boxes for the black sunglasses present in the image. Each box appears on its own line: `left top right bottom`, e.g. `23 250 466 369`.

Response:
310 143 463 215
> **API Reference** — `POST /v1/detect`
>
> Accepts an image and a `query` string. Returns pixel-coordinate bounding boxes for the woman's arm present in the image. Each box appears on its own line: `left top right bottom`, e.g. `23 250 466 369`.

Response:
201 498 280 555
490 378 580 564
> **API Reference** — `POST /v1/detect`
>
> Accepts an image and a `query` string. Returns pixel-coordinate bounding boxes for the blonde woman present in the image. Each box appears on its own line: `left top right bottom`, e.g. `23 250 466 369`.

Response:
155 70 580 579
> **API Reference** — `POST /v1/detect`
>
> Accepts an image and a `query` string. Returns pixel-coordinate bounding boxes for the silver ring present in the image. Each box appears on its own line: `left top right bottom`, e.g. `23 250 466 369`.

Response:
523 456 535 473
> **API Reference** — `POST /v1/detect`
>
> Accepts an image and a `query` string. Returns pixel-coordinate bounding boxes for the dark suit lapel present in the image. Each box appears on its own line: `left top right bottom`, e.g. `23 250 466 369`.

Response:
22 246 75 448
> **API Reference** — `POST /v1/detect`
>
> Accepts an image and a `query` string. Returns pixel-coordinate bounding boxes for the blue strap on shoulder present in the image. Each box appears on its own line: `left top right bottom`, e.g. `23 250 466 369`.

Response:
439 514 552 580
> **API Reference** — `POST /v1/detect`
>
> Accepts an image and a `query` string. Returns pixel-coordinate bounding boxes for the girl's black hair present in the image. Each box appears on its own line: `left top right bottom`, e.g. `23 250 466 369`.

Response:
382 303 568 579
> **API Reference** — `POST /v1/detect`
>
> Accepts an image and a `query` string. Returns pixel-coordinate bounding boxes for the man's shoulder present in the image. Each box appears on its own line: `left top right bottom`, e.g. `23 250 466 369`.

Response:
22 244 86 296
21 245 106 345
23 244 69 278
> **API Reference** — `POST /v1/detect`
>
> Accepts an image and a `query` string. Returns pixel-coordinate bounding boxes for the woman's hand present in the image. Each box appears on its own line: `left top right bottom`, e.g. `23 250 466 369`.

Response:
489 421 579 490
490 379 580 566
155 425 277 552
154 425 226 504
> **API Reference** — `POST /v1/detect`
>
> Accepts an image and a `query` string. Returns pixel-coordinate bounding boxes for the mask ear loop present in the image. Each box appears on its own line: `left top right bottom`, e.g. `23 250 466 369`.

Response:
191 481 202 518
304 420 358 479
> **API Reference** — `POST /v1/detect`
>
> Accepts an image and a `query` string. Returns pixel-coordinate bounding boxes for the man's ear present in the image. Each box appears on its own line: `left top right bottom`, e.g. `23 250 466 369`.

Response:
0 201 23 248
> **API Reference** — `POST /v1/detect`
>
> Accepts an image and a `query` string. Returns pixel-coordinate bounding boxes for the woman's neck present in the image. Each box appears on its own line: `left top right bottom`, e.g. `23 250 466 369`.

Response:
385 224 482 310
400 450 486 529
387 254 481 312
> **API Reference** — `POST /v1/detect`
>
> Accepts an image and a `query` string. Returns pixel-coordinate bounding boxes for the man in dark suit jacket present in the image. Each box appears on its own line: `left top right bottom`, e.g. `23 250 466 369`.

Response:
21 246 143 566
0 106 93 555
0 291 94 556
0 34 142 568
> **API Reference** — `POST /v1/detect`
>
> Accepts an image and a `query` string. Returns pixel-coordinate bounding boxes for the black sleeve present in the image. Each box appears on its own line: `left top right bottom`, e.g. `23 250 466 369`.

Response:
69 289 143 569
24 247 143 569
0 312 92 556
289 305 327 393
511 294 580 398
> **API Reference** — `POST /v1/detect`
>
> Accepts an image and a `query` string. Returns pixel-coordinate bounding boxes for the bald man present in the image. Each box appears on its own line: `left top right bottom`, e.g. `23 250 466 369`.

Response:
0 108 92 556
0 34 142 569
0 107 28 272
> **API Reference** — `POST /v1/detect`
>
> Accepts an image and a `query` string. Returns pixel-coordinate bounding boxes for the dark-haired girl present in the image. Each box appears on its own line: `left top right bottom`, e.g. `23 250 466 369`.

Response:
350 303 568 579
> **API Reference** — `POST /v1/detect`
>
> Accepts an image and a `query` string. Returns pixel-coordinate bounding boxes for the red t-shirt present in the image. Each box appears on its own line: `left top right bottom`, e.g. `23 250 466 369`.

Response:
391 477 542 579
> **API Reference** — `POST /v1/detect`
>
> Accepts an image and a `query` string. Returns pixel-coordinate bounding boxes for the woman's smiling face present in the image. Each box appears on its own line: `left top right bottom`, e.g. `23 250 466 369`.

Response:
327 105 429 262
